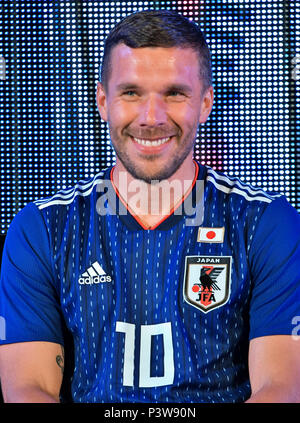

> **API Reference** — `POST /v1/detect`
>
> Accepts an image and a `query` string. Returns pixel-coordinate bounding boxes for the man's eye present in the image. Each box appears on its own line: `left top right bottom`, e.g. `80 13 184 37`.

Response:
123 90 137 96
168 91 185 97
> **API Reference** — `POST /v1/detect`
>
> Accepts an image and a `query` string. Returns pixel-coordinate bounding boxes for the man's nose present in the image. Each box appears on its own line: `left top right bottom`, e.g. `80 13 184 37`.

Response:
137 94 167 127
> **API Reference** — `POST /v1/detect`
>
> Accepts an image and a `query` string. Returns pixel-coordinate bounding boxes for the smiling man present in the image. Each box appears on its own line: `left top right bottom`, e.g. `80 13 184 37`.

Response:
97 44 212 182
0 10 300 404
96 43 213 227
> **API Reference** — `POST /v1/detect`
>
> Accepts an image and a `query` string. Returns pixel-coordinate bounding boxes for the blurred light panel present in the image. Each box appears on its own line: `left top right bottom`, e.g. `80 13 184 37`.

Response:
0 0 299 234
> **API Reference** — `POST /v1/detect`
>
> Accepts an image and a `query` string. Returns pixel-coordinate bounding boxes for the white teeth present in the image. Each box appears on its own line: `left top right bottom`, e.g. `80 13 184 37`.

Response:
133 137 171 146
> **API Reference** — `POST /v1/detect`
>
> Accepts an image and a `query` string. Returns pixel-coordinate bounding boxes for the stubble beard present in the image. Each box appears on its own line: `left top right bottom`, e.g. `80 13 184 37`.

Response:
109 127 198 184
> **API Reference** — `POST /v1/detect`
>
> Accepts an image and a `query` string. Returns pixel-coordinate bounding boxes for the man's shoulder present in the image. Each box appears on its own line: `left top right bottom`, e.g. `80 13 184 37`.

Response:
33 167 112 212
201 164 283 205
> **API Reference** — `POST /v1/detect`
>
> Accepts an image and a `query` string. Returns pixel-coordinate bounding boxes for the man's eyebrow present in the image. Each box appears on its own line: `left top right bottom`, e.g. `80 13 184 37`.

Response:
116 83 140 92
165 84 193 94
116 82 193 94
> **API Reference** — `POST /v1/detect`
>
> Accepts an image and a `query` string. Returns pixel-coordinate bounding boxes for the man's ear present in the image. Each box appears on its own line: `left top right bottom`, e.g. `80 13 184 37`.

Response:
199 85 214 124
96 82 108 122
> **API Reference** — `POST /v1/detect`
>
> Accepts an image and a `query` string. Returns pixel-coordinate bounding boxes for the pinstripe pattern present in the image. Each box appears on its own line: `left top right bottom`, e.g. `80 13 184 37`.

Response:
30 162 290 403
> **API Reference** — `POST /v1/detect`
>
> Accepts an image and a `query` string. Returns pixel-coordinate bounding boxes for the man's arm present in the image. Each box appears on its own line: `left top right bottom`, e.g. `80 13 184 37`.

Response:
246 335 300 403
0 341 64 403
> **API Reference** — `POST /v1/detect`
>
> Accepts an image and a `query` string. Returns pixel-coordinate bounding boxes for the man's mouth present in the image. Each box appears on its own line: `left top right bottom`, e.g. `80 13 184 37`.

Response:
132 136 172 147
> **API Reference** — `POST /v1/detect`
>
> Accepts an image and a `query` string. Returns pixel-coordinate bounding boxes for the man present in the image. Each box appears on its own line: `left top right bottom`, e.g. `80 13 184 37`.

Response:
0 10 300 403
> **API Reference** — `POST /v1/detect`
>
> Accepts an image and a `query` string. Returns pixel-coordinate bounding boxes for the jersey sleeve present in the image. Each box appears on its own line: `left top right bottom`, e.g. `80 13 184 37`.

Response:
0 202 64 346
248 195 300 340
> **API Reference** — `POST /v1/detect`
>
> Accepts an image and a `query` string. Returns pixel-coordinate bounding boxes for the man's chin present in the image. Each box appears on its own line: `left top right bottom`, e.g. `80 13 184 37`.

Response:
114 143 194 183
122 163 183 184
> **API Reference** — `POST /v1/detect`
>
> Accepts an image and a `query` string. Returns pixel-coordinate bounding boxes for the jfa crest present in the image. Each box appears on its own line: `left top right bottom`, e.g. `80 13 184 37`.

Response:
183 256 232 313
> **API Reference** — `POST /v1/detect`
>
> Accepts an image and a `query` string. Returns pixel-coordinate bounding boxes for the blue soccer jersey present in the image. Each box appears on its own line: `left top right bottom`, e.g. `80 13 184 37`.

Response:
1 161 300 403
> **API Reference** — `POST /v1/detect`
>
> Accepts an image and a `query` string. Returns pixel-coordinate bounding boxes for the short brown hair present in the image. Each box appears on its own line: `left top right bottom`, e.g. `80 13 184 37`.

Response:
100 10 212 91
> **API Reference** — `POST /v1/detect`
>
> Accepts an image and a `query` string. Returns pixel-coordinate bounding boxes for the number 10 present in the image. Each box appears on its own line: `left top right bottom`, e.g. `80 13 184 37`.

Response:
116 321 175 388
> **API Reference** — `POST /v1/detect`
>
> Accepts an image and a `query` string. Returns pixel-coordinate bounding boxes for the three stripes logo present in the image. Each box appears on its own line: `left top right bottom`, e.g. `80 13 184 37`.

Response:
79 261 112 285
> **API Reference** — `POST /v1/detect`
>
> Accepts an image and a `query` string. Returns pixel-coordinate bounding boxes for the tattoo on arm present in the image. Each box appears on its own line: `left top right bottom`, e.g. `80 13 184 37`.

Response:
56 347 65 375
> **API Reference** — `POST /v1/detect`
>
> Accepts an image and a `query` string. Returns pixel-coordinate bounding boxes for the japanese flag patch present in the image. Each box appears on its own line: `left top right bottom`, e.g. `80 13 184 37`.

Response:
197 227 225 243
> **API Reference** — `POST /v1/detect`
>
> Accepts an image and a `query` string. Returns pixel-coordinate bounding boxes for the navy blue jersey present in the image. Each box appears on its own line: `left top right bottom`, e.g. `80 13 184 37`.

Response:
1 161 300 403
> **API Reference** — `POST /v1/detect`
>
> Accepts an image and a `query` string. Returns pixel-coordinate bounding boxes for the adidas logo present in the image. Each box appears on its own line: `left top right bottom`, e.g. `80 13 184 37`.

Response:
79 261 112 285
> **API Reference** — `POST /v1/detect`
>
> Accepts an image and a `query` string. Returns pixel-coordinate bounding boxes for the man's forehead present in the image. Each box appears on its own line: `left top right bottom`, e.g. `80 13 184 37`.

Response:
108 43 200 84
109 43 199 65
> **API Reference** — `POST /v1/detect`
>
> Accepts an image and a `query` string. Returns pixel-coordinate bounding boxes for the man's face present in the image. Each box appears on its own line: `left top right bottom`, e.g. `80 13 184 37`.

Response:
97 44 213 183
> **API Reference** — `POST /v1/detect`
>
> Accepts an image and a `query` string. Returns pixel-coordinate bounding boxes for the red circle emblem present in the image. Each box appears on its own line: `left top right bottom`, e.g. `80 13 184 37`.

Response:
206 230 216 239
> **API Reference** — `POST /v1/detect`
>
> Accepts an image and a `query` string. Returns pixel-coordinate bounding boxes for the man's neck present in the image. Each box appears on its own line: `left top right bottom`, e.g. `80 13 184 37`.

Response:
112 160 197 229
